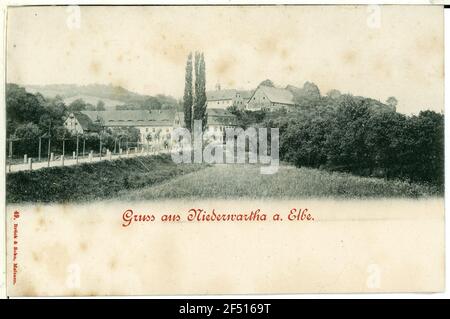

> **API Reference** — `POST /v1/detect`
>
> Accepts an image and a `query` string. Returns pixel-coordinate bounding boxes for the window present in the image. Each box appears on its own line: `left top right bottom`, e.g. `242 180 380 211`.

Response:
152 128 155 132
146 128 149 132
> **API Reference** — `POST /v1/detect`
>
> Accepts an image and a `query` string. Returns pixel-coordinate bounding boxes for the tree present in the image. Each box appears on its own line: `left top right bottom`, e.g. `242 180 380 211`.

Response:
258 79 275 87
193 52 207 131
364 111 407 178
126 127 140 143
154 129 161 141
142 97 162 110
324 95 372 174
183 53 193 131
231 109 267 129
302 82 321 98
6 84 43 126
326 89 342 99
85 103 96 111
386 96 398 111
55 126 71 140
155 94 178 110
290 82 322 109
400 110 444 187
68 98 87 112
96 100 106 111
116 104 139 110
13 122 41 140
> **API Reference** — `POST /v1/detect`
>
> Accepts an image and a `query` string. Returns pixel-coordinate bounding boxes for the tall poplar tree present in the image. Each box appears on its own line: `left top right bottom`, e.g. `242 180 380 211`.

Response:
183 53 193 131
193 52 207 131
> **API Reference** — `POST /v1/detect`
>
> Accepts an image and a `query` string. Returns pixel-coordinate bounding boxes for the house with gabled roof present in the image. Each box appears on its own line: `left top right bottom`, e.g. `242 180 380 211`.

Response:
64 112 101 134
246 85 296 111
174 108 237 142
175 109 236 130
64 110 176 143
206 89 236 109
206 88 253 110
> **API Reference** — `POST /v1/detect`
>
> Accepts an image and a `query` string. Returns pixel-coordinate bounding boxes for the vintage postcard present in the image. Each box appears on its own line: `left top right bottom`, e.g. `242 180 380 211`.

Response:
0 4 445 297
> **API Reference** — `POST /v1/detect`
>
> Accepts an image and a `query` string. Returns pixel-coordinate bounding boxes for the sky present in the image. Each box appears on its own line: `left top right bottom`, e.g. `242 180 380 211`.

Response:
6 5 444 114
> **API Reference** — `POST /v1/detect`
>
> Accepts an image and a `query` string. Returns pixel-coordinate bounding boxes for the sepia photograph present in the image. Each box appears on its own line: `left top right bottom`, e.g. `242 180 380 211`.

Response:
2 4 446 297
5 5 444 203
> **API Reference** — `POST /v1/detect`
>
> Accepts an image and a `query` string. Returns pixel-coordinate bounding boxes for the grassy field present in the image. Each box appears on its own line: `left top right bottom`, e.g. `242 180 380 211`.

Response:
6 154 205 203
7 159 440 203
118 163 441 200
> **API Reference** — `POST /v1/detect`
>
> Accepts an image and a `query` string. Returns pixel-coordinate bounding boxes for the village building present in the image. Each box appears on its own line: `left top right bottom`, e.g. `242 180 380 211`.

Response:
206 89 236 109
174 109 237 142
64 112 101 134
206 86 253 110
235 90 254 109
64 110 176 143
246 85 296 111
205 108 237 140
65 108 238 145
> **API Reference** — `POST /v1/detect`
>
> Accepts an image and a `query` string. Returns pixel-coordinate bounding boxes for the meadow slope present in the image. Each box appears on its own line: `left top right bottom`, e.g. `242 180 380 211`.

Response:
118 163 440 200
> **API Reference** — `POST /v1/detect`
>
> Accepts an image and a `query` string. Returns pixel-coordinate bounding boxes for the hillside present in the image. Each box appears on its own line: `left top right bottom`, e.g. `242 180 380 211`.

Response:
61 94 125 110
24 84 179 111
25 84 146 101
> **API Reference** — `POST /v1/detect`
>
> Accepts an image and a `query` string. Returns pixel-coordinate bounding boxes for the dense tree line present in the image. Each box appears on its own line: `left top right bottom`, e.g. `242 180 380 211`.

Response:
6 84 144 159
6 84 67 138
262 95 444 190
228 80 442 189
115 95 180 111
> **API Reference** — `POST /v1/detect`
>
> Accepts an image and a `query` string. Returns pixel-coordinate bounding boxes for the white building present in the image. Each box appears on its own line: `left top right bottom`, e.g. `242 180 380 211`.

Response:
206 89 253 110
64 110 176 144
246 85 296 111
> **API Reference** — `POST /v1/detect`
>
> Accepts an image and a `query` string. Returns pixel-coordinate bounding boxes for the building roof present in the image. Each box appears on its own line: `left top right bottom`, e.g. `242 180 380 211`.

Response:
72 112 101 132
236 90 254 100
253 85 295 105
207 108 237 126
206 89 236 101
174 109 237 127
80 110 175 127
